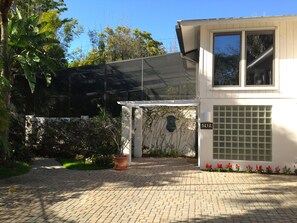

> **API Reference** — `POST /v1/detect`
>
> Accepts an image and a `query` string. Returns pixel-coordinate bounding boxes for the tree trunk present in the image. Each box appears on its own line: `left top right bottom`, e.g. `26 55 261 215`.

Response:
1 11 11 108
0 0 14 163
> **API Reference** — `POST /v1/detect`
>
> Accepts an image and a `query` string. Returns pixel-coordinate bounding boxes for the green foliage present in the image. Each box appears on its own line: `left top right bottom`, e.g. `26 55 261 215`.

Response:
9 115 32 163
57 157 112 170
0 161 31 179
13 0 67 19
0 77 11 163
8 14 61 92
148 149 180 158
92 155 114 168
7 1 82 92
69 25 166 66
26 115 117 159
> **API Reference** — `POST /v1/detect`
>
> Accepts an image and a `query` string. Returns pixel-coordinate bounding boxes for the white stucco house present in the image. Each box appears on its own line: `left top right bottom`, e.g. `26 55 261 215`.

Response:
175 15 297 169
120 15 297 171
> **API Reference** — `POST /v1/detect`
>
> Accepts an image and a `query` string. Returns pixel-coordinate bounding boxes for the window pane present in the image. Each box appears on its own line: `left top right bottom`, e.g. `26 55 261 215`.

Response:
246 31 274 85
214 34 240 86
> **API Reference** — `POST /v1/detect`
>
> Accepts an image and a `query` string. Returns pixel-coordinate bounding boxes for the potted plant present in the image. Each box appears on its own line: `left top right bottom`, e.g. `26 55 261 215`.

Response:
106 116 129 170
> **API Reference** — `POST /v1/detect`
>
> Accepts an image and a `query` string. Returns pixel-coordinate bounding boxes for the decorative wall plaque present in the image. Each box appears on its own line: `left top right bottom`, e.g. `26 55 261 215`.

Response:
166 115 176 132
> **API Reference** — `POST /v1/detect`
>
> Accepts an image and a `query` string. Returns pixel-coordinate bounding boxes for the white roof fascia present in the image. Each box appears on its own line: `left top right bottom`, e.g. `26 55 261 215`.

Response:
117 99 200 108
178 15 297 27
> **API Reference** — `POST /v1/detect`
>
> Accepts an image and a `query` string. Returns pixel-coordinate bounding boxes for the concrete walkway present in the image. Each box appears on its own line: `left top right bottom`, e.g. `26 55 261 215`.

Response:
0 158 297 223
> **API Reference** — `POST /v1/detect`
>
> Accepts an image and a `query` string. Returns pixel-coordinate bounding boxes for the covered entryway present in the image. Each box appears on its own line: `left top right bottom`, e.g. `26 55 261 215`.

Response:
118 99 200 165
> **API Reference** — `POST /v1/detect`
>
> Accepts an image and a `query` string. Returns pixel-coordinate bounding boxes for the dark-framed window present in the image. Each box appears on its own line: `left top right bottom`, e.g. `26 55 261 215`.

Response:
213 30 275 87
213 33 241 86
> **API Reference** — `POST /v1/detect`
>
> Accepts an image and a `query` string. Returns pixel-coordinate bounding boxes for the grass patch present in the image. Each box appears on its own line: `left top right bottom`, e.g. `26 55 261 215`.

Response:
0 161 31 179
57 158 111 170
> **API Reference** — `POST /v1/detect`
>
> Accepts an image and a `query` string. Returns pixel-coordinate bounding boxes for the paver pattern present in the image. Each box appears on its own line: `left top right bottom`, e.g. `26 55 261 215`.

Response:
0 157 297 223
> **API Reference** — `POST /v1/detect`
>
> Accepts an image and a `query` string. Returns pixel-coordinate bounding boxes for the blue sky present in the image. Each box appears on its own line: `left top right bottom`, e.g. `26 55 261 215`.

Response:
63 0 297 53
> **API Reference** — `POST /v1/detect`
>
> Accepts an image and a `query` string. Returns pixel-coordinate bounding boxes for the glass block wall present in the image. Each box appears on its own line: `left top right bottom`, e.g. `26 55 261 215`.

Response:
213 105 272 161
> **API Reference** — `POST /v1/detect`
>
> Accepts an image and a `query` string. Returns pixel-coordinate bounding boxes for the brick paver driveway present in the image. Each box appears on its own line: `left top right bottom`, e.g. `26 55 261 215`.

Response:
0 157 297 223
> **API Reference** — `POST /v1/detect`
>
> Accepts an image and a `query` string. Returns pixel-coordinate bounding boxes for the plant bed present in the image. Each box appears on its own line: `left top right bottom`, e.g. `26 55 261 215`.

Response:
201 163 297 175
0 161 31 179
57 158 113 170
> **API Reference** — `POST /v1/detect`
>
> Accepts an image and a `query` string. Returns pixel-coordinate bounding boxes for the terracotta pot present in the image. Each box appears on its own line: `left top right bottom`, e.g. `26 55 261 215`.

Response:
113 156 128 170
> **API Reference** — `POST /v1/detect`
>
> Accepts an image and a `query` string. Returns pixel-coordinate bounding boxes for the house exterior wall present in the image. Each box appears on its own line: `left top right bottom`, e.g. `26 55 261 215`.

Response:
197 17 297 170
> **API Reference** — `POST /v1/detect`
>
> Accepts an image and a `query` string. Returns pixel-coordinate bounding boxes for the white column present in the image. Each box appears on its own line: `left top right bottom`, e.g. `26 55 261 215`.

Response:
121 105 132 164
134 108 143 158
197 105 201 168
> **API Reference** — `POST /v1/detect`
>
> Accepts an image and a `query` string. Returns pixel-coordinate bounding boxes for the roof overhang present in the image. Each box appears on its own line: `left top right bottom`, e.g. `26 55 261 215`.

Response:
176 22 199 63
117 99 200 108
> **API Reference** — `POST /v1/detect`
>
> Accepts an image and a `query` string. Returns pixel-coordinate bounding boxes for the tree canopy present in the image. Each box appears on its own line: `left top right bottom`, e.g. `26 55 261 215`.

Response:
0 0 82 162
70 26 166 67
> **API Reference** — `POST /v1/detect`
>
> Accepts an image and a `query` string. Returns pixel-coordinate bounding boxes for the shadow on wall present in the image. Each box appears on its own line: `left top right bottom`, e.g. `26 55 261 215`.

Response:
272 124 297 169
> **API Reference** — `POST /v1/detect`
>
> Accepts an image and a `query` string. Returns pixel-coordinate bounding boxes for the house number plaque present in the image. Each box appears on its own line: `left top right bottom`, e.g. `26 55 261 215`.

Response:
200 122 213 130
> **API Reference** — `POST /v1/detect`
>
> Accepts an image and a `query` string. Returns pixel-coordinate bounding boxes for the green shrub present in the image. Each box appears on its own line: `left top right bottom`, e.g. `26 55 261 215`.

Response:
149 149 180 158
92 154 113 168
26 115 117 159
0 161 31 179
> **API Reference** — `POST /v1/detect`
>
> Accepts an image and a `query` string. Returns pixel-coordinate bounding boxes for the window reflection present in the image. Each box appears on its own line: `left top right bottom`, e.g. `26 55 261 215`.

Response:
246 31 274 85
213 34 241 86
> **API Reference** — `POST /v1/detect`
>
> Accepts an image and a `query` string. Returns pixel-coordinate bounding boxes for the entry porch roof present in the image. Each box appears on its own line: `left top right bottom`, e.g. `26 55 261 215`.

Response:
117 99 200 108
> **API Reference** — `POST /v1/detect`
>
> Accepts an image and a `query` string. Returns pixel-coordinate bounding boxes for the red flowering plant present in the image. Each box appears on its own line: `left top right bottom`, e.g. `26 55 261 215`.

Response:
205 164 212 172
217 163 223 172
245 165 253 173
235 164 240 172
265 165 273 174
275 166 281 174
256 165 264 174
226 163 233 172
282 166 291 175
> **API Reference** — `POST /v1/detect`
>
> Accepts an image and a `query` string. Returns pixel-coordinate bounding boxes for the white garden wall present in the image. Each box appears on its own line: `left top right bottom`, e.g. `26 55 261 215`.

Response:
142 107 196 157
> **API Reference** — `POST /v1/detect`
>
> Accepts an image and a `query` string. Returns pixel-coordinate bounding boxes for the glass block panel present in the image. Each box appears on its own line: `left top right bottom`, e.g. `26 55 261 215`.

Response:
219 154 225 159
245 143 251 148
232 155 238 160
239 149 244 154
245 155 251 160
219 148 225 153
213 105 272 161
226 154 231 159
232 149 238 154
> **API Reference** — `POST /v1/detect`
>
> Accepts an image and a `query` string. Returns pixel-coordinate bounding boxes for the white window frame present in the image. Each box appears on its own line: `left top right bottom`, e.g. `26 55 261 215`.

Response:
210 27 279 91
